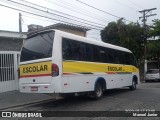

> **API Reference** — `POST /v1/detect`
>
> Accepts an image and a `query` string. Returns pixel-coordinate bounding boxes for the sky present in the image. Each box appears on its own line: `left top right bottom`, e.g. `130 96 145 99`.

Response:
0 0 160 40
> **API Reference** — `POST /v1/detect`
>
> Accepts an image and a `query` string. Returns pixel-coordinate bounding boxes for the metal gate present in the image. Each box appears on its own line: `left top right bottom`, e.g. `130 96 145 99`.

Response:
0 51 20 93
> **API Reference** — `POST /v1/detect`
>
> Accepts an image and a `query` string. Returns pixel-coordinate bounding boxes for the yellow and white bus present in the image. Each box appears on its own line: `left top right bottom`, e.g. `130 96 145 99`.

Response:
19 29 139 99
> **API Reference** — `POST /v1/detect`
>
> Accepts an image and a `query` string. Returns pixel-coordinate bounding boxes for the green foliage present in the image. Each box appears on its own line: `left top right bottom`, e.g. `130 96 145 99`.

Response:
147 40 160 61
100 22 120 45
147 19 160 62
149 19 160 37
100 19 144 60
100 18 160 62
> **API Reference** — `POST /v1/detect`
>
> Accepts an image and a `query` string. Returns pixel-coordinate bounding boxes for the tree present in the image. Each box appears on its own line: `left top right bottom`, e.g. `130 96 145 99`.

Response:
100 21 120 45
100 19 144 60
146 19 160 62
149 19 160 38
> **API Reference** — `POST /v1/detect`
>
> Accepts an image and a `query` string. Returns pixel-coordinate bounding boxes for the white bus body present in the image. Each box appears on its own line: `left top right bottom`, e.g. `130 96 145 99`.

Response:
19 30 139 99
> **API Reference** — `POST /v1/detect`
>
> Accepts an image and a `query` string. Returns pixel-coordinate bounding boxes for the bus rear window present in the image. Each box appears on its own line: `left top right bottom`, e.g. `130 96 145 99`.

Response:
20 31 54 62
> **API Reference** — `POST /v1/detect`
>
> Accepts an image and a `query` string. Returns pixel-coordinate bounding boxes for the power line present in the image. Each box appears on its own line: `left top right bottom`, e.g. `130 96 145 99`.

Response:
0 0 104 29
0 3 102 30
75 0 134 23
115 0 138 11
127 0 144 9
75 0 121 18
43 0 111 23
22 14 57 23
52 0 113 22
14 0 104 28
19 0 107 26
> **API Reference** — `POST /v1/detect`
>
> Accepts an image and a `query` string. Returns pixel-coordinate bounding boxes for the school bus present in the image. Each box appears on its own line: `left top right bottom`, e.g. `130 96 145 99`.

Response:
19 29 139 99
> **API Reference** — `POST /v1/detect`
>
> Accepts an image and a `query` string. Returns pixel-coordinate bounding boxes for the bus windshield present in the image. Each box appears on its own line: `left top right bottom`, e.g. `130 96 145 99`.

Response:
20 31 54 62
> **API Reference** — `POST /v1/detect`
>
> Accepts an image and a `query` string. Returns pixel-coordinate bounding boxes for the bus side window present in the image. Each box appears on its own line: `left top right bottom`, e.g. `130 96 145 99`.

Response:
70 41 81 61
105 48 112 63
107 48 113 63
118 52 125 64
92 45 100 62
112 49 119 63
123 52 133 65
62 39 72 60
79 43 86 61
109 49 117 63
129 53 137 66
80 43 93 62
88 45 94 61
99 47 108 63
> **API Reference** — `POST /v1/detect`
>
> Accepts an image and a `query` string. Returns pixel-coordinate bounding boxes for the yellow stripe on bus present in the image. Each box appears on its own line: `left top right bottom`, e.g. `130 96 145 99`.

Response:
63 61 138 73
20 61 52 77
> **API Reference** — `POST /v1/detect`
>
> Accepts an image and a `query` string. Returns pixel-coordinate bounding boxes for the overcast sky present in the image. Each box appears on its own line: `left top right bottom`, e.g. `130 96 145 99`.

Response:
0 0 159 39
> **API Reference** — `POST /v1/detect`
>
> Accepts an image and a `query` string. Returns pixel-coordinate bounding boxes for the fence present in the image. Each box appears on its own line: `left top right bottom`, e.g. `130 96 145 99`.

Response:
0 51 20 93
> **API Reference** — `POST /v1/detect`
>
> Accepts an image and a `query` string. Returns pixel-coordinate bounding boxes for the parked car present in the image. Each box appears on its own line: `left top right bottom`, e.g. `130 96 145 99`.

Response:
145 69 160 82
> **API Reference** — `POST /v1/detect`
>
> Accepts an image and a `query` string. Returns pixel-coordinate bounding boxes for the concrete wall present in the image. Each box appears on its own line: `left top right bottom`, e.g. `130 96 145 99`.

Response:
0 37 23 51
57 28 86 37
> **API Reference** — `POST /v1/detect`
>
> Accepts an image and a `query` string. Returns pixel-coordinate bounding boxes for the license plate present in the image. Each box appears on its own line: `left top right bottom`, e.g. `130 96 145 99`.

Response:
31 86 38 91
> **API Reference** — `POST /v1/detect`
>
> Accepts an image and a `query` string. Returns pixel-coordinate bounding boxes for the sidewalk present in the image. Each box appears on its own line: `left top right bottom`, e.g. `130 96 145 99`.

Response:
0 90 55 110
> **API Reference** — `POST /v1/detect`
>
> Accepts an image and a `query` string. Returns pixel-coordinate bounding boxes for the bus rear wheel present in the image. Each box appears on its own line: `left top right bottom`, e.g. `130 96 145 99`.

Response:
93 82 103 100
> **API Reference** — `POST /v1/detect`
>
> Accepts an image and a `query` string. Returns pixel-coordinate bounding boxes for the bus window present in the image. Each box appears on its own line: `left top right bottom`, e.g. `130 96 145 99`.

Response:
80 43 93 62
99 47 108 63
92 45 100 62
20 31 54 62
129 53 137 66
62 39 72 60
62 38 81 61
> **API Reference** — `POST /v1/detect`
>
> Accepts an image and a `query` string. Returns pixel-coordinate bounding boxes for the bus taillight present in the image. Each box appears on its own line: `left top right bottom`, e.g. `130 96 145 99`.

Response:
52 64 59 77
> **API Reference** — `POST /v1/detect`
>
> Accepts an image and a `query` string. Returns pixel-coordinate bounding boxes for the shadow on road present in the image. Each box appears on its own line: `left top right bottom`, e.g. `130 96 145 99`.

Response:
28 88 132 110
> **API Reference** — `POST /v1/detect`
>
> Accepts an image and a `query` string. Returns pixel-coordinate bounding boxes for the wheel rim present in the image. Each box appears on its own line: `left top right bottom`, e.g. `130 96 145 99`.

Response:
96 85 102 97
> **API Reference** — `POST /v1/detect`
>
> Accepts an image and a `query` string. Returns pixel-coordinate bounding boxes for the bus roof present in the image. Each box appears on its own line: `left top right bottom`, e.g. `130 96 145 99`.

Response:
29 29 132 53
54 29 132 53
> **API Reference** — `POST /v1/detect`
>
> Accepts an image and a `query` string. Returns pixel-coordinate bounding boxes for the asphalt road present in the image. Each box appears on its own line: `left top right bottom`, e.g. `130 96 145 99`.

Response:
5 81 160 120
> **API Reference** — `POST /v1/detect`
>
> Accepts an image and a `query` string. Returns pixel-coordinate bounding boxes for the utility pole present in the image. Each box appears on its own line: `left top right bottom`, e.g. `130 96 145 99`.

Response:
139 8 157 82
19 13 22 33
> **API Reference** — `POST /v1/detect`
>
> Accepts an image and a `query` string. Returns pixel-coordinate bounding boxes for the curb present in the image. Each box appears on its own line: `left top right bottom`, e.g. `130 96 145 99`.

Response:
0 97 61 111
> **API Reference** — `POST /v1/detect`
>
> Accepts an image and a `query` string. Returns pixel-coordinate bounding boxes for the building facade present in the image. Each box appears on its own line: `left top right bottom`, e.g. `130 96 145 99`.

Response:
0 23 89 93
0 30 26 93
28 23 89 37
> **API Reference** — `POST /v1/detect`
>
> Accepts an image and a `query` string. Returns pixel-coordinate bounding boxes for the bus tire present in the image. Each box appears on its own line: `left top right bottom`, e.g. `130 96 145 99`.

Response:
129 79 136 90
93 82 103 100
